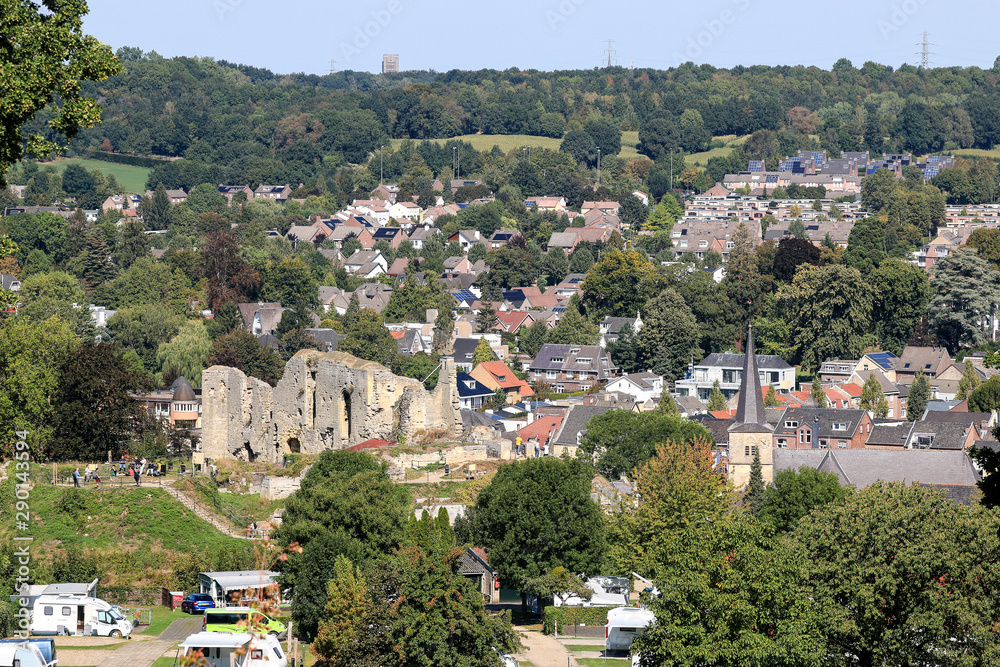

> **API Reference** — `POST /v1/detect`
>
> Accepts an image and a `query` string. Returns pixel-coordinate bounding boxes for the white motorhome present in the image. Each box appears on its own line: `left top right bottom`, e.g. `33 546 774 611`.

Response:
31 595 132 637
553 576 631 607
605 606 655 653
0 641 52 667
176 632 286 667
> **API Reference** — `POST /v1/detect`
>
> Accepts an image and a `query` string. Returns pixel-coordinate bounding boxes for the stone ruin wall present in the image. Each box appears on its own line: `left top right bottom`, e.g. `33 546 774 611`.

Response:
201 350 462 463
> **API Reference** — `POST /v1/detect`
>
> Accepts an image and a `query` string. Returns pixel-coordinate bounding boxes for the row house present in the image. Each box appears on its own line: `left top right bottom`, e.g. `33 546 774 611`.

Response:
144 188 187 205
524 196 567 213
528 343 617 393
764 219 855 248
771 407 873 450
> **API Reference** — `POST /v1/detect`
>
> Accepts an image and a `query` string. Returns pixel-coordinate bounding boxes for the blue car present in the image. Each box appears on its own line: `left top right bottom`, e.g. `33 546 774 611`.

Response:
181 594 216 614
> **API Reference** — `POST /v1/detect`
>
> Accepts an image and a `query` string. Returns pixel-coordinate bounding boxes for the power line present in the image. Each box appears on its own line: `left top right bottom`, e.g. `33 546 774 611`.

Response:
917 32 934 68
603 39 616 68
329 59 336 75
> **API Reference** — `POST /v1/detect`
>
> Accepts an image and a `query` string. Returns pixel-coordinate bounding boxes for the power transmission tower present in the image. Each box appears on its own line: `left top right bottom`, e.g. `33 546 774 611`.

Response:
329 59 336 74
917 32 933 69
603 39 616 68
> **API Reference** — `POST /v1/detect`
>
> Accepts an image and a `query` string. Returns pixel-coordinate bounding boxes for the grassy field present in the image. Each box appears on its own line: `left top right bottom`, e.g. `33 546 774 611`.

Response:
138 606 188 636
393 130 641 159
951 148 1000 160
37 157 151 193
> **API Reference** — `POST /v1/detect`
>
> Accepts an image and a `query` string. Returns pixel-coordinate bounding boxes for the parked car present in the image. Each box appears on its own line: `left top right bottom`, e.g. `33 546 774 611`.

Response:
203 608 286 639
181 594 216 614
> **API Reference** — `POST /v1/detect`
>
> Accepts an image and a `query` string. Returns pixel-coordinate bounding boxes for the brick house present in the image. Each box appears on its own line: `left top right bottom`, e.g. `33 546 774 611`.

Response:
528 343 617 393
770 407 873 450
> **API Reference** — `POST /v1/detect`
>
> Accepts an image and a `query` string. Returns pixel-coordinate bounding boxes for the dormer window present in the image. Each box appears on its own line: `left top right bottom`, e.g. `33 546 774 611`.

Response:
785 420 798 428
832 423 847 431
551 357 564 363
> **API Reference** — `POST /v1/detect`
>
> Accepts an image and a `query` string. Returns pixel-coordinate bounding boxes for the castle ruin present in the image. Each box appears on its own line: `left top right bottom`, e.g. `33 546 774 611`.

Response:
201 350 463 463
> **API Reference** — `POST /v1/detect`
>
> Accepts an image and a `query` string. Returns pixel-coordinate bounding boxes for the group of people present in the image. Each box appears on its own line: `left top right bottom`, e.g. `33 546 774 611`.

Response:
72 458 152 488
513 438 550 459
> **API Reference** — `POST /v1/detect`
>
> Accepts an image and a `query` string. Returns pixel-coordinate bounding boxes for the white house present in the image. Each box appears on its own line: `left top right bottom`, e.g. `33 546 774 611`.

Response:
674 351 795 401
605 372 664 402
388 201 422 221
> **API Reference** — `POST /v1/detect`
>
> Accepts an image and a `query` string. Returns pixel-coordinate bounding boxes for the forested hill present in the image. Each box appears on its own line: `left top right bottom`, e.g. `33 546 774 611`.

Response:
54 50 1000 163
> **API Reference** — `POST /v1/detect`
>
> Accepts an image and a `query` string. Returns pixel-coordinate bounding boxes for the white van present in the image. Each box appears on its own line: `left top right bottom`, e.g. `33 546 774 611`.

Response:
605 606 655 653
0 641 52 667
31 595 133 637
177 632 286 667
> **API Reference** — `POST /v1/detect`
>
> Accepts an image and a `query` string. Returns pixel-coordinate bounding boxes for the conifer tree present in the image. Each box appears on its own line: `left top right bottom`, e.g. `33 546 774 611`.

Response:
907 373 931 421
707 380 727 411
745 448 766 516
811 376 827 408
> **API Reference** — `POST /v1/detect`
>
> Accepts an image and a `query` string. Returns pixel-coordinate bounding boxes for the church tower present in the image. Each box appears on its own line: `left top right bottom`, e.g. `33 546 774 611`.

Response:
727 324 774 488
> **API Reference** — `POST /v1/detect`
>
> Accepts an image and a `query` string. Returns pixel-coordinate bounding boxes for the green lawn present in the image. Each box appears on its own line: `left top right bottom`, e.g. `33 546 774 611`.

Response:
562 644 606 653
576 659 630 667
151 657 176 667
136 606 187 636
392 130 641 159
37 157 151 193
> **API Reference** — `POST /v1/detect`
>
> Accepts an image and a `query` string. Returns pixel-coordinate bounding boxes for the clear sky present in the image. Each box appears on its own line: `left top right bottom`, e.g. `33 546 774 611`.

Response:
83 0 999 75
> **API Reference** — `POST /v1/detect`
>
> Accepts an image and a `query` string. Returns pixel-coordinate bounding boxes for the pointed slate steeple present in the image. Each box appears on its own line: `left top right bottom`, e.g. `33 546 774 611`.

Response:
729 324 772 433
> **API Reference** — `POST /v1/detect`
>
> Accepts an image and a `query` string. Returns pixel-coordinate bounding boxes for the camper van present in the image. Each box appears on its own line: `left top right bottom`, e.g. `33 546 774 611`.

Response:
31 595 133 637
203 608 286 639
0 641 53 667
0 639 55 665
605 606 655 653
177 632 286 667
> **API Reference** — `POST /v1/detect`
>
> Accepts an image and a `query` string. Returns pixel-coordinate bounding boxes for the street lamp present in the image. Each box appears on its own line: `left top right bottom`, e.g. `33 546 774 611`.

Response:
379 145 385 186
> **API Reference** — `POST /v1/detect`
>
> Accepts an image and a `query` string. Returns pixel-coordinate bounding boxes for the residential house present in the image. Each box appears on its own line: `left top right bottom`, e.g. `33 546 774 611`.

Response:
395 329 430 357
350 283 394 314
343 250 388 277
457 372 495 409
458 547 500 604
0 273 21 292
819 358 861 385
325 226 374 251
453 337 492 372
388 200 422 221
370 183 399 203
495 311 534 335
217 185 254 205
546 231 580 255
517 414 565 455
238 302 285 336
605 372 664 402
372 226 406 249
524 197 567 213
907 415 984 451
581 201 620 216
305 328 345 352
133 376 202 430
469 361 534 404
89 304 115 328
101 194 129 212
550 404 615 458
144 188 188 205
770 407 874 450
552 273 587 298
675 351 795 401
443 255 473 277
599 313 643 348
850 368 908 419
865 421 915 449
528 343 617 393
895 346 952 384
488 229 520 249
448 230 482 252
931 361 996 400
286 225 325 247
408 227 439 250
253 184 292 201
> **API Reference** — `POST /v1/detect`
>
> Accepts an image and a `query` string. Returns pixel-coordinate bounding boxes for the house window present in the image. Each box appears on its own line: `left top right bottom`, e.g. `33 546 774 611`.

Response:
745 445 750 456
577 358 592 364
546 370 557 379
570 348 580 354
819 440 829 449
554 385 564 392
799 430 811 444
551 357 564 363
722 370 740 384
832 423 846 431
785 420 798 428
776 439 788 449
838 441 848 448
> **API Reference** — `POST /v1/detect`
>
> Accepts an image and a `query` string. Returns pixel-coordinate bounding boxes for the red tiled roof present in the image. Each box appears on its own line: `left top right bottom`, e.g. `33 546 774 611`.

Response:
840 383 863 397
710 410 735 419
517 415 564 445
347 438 396 452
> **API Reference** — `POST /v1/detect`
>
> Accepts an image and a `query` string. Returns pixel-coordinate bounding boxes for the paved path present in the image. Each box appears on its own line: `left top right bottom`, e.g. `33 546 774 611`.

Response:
95 618 203 667
516 627 577 667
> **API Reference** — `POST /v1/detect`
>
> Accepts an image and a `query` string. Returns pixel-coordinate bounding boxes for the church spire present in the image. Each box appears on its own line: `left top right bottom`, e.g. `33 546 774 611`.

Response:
730 323 769 431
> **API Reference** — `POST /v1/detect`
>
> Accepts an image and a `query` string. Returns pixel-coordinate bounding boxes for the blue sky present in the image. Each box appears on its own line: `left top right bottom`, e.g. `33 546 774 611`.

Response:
84 0 999 75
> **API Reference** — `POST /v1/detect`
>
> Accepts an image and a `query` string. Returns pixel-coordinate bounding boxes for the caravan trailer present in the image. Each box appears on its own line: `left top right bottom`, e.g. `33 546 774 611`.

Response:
605 606 655 653
30 595 133 637
176 633 286 667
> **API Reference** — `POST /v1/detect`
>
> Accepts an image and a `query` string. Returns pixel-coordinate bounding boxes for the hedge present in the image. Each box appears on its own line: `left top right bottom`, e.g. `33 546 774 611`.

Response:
542 605 610 634
90 151 169 168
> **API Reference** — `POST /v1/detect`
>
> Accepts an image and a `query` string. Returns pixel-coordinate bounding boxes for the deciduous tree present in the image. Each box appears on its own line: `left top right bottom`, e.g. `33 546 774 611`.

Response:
758 467 847 533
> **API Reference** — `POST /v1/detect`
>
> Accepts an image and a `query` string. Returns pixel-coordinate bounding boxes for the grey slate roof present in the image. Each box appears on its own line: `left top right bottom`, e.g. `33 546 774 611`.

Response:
695 416 734 444
923 411 992 424
700 351 794 370
908 421 978 450
866 421 914 447
773 448 981 489
552 405 616 446
530 343 616 377
771 407 868 440
305 328 345 351
730 325 772 433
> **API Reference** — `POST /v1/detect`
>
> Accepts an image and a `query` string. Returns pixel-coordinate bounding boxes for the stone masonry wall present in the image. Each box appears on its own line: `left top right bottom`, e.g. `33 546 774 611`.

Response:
202 350 462 463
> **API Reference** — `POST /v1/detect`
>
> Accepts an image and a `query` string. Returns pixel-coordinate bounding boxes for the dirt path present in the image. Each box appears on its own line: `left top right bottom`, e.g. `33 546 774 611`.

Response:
515 627 577 667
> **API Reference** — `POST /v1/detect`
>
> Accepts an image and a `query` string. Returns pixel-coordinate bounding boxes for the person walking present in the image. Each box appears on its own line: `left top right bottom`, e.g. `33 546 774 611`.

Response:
131 465 140 486
93 467 102 489
72 468 81 487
